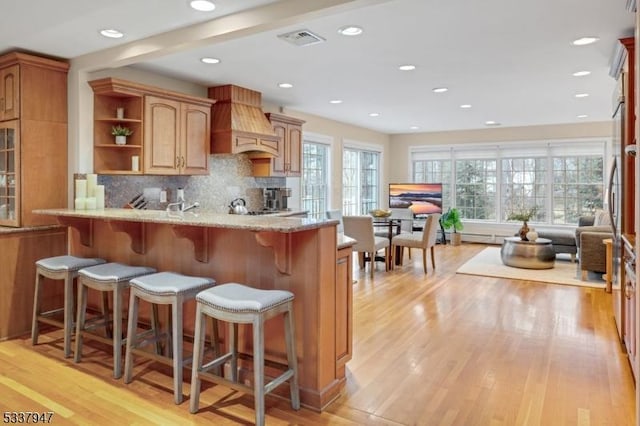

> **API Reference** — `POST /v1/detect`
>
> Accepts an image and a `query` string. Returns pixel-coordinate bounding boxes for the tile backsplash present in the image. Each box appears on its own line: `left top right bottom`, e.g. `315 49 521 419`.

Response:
98 154 285 212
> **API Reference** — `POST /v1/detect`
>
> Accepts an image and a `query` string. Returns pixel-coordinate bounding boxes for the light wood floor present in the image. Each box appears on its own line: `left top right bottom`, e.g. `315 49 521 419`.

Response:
0 243 635 425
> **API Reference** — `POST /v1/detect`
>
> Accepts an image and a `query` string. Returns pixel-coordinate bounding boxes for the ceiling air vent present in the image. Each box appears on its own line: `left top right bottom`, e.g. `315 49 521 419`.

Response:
277 29 325 47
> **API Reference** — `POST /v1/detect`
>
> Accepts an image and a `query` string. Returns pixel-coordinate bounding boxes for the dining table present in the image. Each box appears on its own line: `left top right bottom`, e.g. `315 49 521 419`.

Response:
372 216 404 268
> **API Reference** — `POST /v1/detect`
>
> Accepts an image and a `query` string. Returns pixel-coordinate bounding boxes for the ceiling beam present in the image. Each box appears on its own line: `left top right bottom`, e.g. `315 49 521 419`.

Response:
71 0 395 72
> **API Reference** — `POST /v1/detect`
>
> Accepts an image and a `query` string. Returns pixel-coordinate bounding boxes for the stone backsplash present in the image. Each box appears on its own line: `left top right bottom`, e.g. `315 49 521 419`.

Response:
98 154 285 212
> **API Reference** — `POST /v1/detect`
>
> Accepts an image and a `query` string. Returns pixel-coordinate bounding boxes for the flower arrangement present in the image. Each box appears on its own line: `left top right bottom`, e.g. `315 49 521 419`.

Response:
111 125 133 136
507 206 538 223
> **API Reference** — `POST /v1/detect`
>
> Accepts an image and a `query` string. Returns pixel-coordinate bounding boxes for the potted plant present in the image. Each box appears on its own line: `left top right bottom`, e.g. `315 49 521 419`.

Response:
440 207 463 246
111 125 133 145
507 207 537 240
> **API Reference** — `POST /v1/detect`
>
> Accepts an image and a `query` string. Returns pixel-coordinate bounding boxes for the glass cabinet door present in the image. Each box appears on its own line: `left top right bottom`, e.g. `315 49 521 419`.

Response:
0 121 19 226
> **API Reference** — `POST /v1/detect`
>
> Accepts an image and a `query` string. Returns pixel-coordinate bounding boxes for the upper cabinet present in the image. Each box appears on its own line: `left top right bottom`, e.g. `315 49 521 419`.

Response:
144 95 210 175
0 52 69 227
252 113 305 177
617 37 635 234
0 65 19 121
89 78 214 175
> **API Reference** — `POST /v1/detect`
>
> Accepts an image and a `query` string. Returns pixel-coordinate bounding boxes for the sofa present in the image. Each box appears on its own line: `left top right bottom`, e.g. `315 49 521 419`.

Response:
535 229 578 261
574 213 613 280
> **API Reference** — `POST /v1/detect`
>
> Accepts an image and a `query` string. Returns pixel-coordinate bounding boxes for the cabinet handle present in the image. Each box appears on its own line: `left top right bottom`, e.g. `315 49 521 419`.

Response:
176 156 180 168
181 156 185 168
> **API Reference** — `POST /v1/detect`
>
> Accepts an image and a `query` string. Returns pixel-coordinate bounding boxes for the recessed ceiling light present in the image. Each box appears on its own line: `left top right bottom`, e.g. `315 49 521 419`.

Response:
575 93 589 98
200 57 220 64
190 0 216 12
432 87 448 93
368 112 380 117
409 126 420 130
460 104 472 109
338 25 363 36
329 99 343 104
577 114 589 118
278 83 293 89
100 29 124 39
572 70 591 77
572 36 599 46
485 120 501 126
398 64 416 71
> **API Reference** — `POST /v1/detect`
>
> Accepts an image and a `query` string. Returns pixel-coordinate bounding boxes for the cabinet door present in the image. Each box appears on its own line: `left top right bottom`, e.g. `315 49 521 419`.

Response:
0 121 20 227
144 96 180 175
0 65 20 122
180 103 210 175
287 123 303 176
335 245 353 376
270 121 287 176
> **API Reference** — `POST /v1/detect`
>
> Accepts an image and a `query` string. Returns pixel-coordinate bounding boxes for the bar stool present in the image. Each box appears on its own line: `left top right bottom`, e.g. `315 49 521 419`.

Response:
31 255 106 358
190 283 300 426
123 272 216 404
74 262 156 379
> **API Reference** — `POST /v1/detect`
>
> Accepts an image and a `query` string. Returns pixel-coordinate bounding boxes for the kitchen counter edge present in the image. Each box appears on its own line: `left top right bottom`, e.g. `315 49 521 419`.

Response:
34 208 338 233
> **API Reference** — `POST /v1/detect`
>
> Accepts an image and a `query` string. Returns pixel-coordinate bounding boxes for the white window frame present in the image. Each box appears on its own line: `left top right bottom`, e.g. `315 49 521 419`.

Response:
343 139 383 215
409 138 607 225
301 132 333 220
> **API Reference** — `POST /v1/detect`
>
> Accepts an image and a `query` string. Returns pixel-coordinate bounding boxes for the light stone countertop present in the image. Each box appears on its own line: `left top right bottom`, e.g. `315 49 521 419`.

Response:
0 224 65 235
337 233 357 250
34 208 338 233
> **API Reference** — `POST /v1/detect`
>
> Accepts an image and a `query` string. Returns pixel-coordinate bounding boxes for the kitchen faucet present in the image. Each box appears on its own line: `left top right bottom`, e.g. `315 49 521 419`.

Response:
166 188 199 212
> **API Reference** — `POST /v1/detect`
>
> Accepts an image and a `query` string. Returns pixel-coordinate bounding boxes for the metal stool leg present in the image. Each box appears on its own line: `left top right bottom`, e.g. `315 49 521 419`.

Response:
172 298 184 404
253 319 265 426
30 272 43 346
123 289 139 384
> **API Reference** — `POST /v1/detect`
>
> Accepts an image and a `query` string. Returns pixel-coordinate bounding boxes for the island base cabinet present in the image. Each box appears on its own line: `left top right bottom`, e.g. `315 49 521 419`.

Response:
64 219 346 411
0 228 67 340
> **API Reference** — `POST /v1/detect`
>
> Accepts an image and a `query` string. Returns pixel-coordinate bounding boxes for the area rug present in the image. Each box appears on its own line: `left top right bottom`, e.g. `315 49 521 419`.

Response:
456 247 606 289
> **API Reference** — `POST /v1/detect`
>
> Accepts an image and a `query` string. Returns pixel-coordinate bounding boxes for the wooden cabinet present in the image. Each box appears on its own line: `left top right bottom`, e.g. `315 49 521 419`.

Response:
0 227 67 339
252 113 305 177
144 95 210 175
335 243 353 376
0 65 19 121
0 52 68 227
89 78 214 175
619 37 635 234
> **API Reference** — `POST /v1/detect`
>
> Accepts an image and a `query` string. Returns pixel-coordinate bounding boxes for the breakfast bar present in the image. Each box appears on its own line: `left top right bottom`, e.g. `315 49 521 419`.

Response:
35 208 352 412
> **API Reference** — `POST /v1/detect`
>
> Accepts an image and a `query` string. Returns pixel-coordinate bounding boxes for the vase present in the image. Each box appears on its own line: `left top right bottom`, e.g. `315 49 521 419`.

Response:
115 135 127 145
526 230 538 242
518 221 529 241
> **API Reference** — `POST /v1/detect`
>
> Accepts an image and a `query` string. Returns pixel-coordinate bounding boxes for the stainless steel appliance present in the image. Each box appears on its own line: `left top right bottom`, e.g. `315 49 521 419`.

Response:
610 80 625 341
263 187 292 211
623 235 637 381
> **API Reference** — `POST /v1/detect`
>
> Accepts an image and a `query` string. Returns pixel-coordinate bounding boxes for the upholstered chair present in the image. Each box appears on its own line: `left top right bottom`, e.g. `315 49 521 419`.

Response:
391 213 441 273
575 211 613 280
343 215 390 278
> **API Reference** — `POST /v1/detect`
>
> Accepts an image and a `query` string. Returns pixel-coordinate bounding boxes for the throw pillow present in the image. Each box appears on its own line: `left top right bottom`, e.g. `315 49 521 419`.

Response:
593 209 611 226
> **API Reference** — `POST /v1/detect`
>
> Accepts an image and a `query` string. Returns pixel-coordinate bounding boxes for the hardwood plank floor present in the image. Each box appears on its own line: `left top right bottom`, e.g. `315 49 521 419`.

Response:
0 243 635 425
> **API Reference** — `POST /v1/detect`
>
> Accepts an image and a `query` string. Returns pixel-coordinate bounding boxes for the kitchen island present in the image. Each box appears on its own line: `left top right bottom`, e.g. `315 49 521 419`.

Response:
35 208 351 411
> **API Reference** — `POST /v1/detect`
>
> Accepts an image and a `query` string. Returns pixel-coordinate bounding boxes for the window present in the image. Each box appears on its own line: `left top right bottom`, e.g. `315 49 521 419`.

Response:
455 159 497 220
301 141 329 220
552 156 604 224
410 140 605 225
412 159 452 211
501 157 547 222
343 147 380 215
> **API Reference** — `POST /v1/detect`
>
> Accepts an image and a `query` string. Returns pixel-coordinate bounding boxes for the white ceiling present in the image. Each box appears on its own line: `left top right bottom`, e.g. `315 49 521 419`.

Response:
1 0 635 134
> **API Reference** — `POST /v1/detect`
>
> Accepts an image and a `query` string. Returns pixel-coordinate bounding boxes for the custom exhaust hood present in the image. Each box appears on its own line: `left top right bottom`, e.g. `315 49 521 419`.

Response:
208 85 280 156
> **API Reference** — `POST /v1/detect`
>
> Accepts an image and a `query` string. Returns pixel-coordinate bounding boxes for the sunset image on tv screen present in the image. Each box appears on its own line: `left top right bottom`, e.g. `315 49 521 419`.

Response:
389 183 443 214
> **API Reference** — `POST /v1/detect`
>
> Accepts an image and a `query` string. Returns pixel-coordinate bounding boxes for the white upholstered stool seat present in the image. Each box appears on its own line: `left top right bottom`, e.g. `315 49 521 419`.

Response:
190 283 300 426
74 262 156 379
124 272 216 404
31 255 106 358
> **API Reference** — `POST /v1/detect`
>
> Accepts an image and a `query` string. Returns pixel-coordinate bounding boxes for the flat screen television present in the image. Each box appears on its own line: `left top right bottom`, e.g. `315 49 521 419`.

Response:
389 183 443 216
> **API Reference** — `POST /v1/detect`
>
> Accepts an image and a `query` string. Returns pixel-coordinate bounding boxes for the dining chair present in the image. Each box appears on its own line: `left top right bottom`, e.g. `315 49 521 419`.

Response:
343 215 390 278
326 210 344 233
391 213 441 273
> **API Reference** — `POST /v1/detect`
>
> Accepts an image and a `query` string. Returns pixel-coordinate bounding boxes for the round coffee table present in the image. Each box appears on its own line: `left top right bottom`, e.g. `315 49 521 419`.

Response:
500 237 556 269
